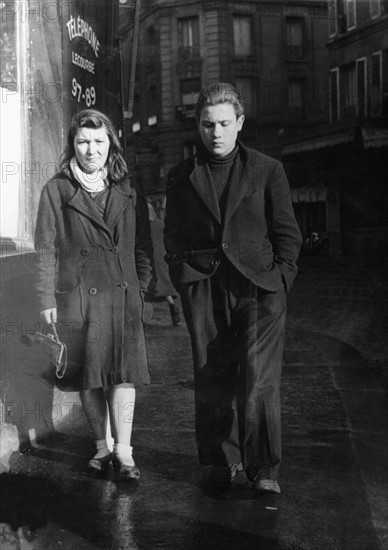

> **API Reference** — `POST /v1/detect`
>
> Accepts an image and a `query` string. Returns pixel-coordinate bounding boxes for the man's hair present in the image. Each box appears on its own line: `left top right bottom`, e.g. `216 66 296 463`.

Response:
60 109 128 182
195 82 244 121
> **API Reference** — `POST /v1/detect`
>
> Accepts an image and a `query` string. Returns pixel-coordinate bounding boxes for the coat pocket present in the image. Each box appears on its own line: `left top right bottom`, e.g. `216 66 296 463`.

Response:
55 286 85 325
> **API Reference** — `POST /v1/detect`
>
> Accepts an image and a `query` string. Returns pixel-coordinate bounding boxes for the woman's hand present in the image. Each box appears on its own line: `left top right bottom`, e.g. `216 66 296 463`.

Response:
40 308 57 324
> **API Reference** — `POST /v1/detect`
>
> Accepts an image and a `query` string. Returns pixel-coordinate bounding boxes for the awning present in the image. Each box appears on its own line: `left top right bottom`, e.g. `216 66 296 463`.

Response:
282 129 355 155
362 128 388 148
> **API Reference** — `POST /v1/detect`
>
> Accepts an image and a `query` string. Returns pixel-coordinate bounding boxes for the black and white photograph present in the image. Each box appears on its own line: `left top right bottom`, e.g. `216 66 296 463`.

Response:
0 1 387 548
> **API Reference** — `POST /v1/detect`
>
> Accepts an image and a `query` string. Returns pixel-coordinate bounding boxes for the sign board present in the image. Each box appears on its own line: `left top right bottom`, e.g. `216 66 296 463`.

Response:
176 104 196 121
291 187 327 203
62 0 121 131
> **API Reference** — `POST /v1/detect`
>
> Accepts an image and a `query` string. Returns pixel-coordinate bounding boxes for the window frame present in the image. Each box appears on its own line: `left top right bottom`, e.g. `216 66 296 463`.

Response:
328 0 338 37
287 78 306 121
341 62 357 118
370 51 383 117
235 77 257 118
329 67 340 122
180 77 201 106
177 15 201 58
346 0 356 31
369 0 381 18
356 57 367 118
286 16 306 60
232 14 254 58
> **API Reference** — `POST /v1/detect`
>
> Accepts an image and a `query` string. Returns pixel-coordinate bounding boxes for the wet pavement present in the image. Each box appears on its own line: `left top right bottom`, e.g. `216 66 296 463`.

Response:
1 255 387 550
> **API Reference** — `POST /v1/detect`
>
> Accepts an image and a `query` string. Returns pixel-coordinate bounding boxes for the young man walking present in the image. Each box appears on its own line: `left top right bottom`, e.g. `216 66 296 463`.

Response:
164 82 302 495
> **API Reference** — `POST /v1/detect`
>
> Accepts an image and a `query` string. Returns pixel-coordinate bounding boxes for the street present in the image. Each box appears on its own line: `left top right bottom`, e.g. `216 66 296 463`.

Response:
1 255 387 550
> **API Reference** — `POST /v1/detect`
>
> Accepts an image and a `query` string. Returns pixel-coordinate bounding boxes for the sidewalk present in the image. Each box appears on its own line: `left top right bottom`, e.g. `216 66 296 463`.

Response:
1 255 387 550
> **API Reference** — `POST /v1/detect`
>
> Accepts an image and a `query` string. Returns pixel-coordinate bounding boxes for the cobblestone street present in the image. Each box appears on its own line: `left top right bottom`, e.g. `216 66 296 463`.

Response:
1 255 387 550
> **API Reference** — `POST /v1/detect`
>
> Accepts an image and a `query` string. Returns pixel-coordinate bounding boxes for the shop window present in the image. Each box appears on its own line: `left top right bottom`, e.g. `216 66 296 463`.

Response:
356 58 367 119
341 63 356 118
235 78 257 118
329 68 339 122
371 52 382 117
233 15 253 57
369 0 381 18
346 0 356 30
180 78 201 106
328 0 338 37
286 18 306 60
1 8 21 240
178 16 200 59
287 80 305 120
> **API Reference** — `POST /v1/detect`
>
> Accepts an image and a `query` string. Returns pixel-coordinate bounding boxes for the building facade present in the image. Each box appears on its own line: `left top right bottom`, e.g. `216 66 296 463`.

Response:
282 0 388 259
122 0 329 223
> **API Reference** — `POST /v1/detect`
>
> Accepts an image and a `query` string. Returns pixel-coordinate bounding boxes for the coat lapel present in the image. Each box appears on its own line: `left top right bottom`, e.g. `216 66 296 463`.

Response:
104 179 134 230
67 177 134 240
223 145 252 226
189 158 221 224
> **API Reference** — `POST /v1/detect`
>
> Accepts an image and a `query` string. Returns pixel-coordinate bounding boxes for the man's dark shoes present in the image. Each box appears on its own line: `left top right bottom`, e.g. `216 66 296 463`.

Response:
253 477 281 495
208 462 244 485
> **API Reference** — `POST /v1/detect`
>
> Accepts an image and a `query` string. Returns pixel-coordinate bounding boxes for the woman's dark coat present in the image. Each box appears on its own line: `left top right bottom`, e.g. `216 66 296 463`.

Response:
34 171 155 391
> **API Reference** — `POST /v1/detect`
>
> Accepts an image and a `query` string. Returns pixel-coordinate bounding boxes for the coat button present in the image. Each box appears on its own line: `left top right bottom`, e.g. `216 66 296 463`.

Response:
120 281 128 289
222 242 229 249
112 246 119 254
210 260 219 268
89 287 97 295
81 248 89 256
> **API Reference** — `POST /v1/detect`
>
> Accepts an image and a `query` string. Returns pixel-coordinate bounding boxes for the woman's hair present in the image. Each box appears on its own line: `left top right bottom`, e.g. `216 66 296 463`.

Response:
60 109 128 182
195 82 245 121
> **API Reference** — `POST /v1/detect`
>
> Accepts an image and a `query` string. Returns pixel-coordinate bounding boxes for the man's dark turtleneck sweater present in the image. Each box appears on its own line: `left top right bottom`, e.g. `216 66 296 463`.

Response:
204 144 239 221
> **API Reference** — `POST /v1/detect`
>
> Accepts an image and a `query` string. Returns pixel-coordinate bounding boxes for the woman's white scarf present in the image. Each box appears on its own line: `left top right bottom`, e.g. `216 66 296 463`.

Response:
70 157 108 193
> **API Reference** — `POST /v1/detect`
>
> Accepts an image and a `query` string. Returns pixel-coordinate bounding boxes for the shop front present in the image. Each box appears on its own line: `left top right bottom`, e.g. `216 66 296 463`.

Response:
0 0 122 468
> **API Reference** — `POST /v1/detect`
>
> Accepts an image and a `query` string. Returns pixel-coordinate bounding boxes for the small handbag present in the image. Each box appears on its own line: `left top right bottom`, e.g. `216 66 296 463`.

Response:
26 324 67 379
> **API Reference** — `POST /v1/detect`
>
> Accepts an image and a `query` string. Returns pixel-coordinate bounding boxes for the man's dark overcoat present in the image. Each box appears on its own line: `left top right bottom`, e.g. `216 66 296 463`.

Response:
164 142 302 291
35 171 154 391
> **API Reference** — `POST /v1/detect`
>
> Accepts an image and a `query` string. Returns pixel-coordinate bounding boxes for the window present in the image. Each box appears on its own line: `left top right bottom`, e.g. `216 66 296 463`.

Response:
369 0 381 18
147 83 158 125
371 52 382 117
328 0 338 37
287 80 305 120
144 25 156 64
346 0 356 30
180 78 201 105
235 78 257 118
286 18 305 59
183 142 197 159
342 63 356 117
233 15 253 57
329 68 339 122
178 17 200 58
356 58 367 119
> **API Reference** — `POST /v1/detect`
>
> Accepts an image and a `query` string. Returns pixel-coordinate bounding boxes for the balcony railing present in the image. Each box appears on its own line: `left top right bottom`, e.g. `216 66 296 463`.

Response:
288 106 305 120
178 46 201 60
286 45 306 60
